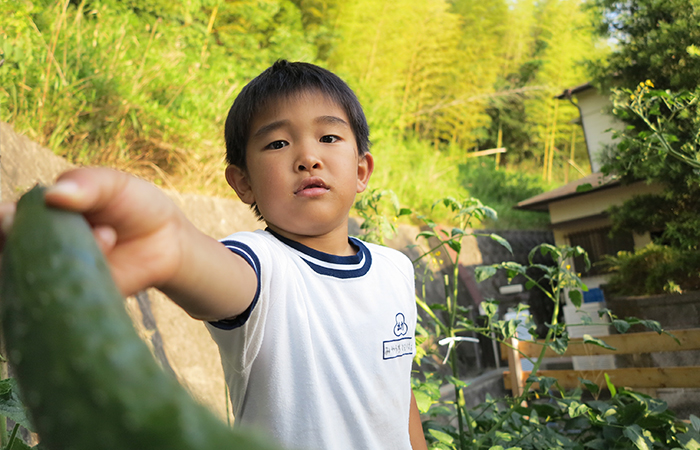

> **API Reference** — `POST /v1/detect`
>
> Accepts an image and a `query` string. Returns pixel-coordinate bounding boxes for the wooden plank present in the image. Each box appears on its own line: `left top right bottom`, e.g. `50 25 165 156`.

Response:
465 147 506 158
506 337 524 397
500 328 700 360
503 366 700 391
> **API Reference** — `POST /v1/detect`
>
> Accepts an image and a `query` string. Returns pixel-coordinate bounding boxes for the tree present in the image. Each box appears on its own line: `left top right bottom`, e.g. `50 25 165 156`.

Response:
589 0 700 251
589 0 700 91
604 83 700 251
476 0 602 175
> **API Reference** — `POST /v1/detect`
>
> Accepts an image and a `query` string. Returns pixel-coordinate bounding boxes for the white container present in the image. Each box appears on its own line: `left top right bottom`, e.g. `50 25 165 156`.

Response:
563 300 616 370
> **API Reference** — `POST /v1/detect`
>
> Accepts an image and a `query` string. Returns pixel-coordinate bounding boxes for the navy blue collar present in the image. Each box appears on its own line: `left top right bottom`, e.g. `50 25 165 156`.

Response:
267 229 372 279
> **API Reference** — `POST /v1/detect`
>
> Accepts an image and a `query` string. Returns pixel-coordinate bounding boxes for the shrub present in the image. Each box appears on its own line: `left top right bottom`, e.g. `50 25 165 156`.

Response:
600 244 700 296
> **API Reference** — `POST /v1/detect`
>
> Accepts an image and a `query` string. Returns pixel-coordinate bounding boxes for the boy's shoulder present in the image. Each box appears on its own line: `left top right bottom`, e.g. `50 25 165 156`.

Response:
357 238 414 273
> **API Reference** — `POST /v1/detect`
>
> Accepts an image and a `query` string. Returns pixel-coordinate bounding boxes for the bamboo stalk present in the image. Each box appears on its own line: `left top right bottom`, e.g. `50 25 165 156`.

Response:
565 126 576 183
548 100 559 182
542 104 552 179
495 125 503 168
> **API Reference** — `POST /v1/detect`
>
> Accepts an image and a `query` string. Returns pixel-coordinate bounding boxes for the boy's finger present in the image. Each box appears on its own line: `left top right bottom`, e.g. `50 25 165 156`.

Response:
45 167 179 245
0 203 17 252
45 167 131 213
92 225 118 254
0 203 16 234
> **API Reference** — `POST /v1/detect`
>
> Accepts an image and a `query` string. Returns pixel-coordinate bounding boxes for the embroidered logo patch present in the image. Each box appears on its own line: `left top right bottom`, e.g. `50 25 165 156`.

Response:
383 337 414 360
383 312 413 359
393 313 408 336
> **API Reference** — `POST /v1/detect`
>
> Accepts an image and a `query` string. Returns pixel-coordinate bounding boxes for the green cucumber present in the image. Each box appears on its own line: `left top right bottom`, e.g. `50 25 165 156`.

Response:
0 186 280 450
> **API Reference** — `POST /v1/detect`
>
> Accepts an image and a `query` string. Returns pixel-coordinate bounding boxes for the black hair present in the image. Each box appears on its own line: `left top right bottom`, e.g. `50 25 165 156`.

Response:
224 60 370 170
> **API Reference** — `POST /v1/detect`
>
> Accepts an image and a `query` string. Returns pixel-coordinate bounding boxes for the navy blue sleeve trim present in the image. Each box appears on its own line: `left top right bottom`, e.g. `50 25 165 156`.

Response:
208 240 261 330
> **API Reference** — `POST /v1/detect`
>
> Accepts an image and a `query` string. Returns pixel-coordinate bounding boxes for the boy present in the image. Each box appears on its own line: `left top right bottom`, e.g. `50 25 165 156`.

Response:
0 60 427 450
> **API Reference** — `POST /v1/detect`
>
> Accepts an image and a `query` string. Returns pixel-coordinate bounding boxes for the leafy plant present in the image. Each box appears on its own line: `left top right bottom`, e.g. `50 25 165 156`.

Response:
599 243 700 296
457 160 551 230
356 190 697 450
0 371 38 449
603 83 700 252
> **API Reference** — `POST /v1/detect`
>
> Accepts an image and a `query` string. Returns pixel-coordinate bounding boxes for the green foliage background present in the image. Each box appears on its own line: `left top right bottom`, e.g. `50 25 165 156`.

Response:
1 0 603 226
590 0 700 253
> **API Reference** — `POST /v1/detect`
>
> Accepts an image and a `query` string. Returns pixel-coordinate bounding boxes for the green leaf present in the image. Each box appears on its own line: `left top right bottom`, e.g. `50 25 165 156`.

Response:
623 424 652 450
583 334 616 351
413 390 435 414
613 319 631 334
0 378 33 432
430 303 448 312
446 239 461 253
445 375 469 389
605 373 617 397
490 234 513 254
576 183 593 193
482 301 499 318
580 378 600 395
549 335 569 355
528 375 557 392
475 265 497 282
640 320 662 333
567 401 590 418
428 428 454 445
416 230 437 240
569 289 583 308
691 414 700 432
398 208 412 216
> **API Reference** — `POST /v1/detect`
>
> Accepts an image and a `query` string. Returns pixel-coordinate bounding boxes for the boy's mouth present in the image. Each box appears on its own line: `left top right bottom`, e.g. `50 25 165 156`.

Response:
295 177 329 195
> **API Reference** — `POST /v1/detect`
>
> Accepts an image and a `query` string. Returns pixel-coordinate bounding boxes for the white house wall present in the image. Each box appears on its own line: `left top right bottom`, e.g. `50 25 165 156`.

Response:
548 181 662 225
576 89 626 173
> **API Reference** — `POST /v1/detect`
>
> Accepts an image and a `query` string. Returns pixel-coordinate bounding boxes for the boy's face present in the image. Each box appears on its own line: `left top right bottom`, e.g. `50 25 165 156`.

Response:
226 90 373 247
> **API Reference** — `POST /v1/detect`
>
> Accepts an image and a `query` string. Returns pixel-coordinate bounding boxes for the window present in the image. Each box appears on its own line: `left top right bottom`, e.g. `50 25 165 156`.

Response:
567 227 635 275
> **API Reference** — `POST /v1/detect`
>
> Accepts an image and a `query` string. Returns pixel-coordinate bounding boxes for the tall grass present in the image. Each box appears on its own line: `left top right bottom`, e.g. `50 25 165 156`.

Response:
366 132 468 223
1 0 268 196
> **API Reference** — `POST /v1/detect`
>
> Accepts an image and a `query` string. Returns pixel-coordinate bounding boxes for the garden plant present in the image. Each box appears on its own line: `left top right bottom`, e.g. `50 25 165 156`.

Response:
355 190 700 450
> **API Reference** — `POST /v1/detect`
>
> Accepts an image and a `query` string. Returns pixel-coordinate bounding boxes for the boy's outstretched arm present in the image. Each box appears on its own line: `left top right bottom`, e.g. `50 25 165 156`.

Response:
1 167 257 322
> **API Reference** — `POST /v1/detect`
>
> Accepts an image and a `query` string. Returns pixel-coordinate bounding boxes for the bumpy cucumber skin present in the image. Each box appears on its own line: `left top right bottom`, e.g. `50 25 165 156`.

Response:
0 186 281 450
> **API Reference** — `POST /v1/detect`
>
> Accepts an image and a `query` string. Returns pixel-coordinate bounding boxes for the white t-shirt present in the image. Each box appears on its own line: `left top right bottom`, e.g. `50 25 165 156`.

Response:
206 229 416 450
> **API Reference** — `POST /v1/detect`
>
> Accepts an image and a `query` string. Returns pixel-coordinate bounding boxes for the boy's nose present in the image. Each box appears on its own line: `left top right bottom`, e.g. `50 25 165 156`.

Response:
297 160 321 171
295 148 322 172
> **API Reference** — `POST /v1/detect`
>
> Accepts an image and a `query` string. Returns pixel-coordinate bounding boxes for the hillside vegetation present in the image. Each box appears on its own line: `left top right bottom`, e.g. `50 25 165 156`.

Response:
1 0 604 226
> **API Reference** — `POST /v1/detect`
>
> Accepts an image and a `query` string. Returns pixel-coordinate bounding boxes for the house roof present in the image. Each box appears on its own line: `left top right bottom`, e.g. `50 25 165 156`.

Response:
555 82 594 100
515 172 620 212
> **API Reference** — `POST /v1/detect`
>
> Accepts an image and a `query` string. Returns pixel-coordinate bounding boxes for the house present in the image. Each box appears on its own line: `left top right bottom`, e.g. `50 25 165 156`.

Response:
515 83 663 370
516 82 661 294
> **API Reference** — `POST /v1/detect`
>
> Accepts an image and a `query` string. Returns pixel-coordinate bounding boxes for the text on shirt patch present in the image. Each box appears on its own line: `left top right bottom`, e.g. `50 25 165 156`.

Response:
383 312 414 359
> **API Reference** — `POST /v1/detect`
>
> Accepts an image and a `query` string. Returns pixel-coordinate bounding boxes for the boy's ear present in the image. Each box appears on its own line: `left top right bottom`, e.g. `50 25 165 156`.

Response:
225 165 255 205
356 152 374 194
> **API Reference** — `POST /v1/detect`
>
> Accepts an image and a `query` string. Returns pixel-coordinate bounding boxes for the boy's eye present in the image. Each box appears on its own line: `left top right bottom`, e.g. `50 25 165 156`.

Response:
320 135 340 143
266 140 288 150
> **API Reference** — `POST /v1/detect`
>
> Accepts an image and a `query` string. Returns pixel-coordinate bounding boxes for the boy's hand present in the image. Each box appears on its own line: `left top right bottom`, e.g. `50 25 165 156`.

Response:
0 168 257 321
40 167 185 297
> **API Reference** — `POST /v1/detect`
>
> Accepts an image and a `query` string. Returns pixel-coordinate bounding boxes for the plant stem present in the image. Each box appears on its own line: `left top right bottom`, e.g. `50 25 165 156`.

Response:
450 346 464 450
3 423 19 450
475 268 563 448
